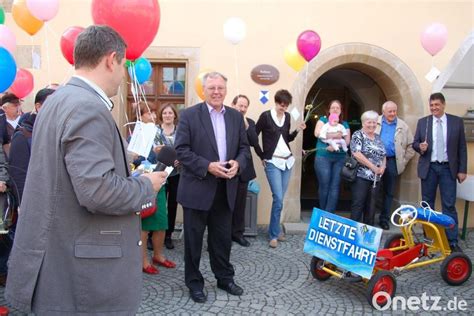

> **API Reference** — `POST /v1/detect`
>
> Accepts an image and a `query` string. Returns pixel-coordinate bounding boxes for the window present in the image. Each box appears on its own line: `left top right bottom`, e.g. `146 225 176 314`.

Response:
127 62 186 127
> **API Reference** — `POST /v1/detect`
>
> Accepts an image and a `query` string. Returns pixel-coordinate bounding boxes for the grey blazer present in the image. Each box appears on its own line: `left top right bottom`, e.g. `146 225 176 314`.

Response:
5 77 156 315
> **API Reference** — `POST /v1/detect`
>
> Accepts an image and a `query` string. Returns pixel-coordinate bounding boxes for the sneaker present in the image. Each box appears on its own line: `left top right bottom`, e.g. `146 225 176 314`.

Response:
269 239 278 248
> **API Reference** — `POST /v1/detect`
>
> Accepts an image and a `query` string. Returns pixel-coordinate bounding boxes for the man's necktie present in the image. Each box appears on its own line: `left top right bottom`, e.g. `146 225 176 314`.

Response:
436 119 444 162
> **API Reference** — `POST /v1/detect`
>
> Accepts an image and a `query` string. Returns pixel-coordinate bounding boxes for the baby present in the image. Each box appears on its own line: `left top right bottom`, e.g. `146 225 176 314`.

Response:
319 113 348 152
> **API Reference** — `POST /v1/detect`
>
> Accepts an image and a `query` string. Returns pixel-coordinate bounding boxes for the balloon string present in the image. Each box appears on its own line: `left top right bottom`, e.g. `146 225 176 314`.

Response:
130 65 139 105
138 81 155 125
130 65 140 121
129 65 155 126
45 24 52 85
118 84 132 137
234 45 240 96
30 36 34 69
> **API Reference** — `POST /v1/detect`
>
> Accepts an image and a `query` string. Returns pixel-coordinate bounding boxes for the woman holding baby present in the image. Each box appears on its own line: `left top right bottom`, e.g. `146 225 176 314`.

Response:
313 100 351 213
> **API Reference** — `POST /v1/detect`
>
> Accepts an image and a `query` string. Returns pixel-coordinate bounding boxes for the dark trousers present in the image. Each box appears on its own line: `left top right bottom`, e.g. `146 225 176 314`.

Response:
183 182 234 291
0 193 12 276
380 157 398 224
232 181 248 239
165 174 180 239
350 177 381 226
421 162 458 244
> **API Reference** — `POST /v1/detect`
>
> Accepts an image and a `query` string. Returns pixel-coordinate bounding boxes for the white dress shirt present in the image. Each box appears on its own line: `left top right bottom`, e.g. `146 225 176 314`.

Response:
73 75 114 111
267 108 295 170
430 114 448 162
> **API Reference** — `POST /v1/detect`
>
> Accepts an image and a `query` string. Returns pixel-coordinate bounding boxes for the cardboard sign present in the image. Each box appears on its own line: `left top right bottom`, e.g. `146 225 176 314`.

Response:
304 208 382 279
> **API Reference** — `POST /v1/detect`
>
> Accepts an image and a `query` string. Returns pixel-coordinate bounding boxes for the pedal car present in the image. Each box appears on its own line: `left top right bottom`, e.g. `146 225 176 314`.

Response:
310 202 472 308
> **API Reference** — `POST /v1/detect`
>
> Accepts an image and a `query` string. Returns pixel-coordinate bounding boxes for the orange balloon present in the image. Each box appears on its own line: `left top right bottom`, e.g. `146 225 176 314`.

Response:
194 69 213 100
12 0 44 36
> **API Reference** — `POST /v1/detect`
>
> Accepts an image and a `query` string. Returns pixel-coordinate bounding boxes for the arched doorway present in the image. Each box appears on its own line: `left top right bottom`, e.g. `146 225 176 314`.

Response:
282 43 423 223
301 68 386 212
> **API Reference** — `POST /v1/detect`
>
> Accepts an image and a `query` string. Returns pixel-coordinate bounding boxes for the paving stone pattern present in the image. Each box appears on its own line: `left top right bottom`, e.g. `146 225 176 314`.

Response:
0 228 473 315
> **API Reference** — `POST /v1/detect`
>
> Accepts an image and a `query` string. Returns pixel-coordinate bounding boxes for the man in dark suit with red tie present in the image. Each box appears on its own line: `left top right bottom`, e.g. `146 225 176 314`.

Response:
413 92 467 253
175 72 250 303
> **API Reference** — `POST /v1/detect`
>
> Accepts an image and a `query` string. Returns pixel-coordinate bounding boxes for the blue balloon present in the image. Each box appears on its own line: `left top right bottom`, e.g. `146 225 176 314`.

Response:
0 47 17 93
133 57 152 84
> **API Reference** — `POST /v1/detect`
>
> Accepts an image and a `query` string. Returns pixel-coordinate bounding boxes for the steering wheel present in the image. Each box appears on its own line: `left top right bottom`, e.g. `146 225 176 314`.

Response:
391 205 418 227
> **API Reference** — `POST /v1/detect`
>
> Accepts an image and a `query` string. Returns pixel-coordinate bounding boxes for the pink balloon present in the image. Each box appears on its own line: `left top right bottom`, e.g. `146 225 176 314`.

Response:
10 68 34 99
297 30 321 62
420 23 448 56
26 0 59 22
0 25 16 54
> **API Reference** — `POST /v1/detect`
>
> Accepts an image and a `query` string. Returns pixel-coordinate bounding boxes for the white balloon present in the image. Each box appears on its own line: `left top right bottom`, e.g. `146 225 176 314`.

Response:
223 17 246 45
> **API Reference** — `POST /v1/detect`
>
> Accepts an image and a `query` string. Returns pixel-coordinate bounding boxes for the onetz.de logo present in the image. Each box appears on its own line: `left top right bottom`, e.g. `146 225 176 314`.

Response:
373 292 468 311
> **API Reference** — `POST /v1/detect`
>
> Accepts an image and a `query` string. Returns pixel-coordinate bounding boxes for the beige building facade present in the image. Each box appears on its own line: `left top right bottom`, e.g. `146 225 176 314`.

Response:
3 0 474 227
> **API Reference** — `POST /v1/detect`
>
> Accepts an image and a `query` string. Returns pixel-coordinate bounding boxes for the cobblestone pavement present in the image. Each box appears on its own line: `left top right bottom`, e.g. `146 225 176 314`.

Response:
0 227 473 315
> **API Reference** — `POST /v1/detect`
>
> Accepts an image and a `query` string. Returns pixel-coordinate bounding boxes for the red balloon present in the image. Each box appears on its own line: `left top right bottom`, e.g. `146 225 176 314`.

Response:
91 0 161 61
60 26 85 65
10 68 34 99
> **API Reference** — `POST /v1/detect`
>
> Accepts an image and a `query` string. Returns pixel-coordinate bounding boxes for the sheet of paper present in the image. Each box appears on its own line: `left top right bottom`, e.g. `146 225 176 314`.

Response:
290 107 301 121
425 66 440 83
127 121 157 157
164 166 174 176
32 50 41 69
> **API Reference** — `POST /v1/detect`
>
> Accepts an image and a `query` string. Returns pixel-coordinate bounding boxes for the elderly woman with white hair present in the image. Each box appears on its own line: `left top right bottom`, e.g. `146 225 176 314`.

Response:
350 110 386 225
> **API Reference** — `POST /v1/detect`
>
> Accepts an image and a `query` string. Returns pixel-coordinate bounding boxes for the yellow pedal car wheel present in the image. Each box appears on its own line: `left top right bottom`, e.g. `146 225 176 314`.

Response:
310 256 331 281
440 253 472 286
367 270 397 308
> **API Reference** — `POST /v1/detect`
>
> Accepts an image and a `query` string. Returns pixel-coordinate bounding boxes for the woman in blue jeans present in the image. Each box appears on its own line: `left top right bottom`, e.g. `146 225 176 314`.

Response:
256 90 306 248
313 100 350 212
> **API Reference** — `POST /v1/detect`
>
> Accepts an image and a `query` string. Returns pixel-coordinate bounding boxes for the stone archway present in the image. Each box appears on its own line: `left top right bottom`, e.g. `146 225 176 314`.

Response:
283 43 424 223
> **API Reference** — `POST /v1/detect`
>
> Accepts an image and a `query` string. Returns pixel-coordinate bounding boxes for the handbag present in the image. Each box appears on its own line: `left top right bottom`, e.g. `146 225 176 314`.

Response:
340 155 359 182
247 179 260 195
140 204 156 219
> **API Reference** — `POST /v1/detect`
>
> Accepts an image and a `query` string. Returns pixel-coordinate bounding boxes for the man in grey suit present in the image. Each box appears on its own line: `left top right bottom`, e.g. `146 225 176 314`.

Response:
413 92 467 253
5 25 167 315
175 72 250 303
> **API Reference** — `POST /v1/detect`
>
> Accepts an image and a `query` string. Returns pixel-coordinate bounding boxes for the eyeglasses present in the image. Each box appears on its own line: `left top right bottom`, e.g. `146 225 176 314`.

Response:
205 86 226 92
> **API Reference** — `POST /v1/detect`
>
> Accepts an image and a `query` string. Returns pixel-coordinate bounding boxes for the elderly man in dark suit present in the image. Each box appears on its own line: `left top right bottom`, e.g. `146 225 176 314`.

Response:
5 25 167 315
175 72 250 303
413 92 467 253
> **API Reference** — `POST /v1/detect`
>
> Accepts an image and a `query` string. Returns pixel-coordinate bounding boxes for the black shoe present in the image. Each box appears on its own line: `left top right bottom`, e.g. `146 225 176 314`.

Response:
147 237 153 251
232 236 250 247
379 222 390 230
164 237 175 250
450 244 463 253
217 281 244 296
189 289 207 303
